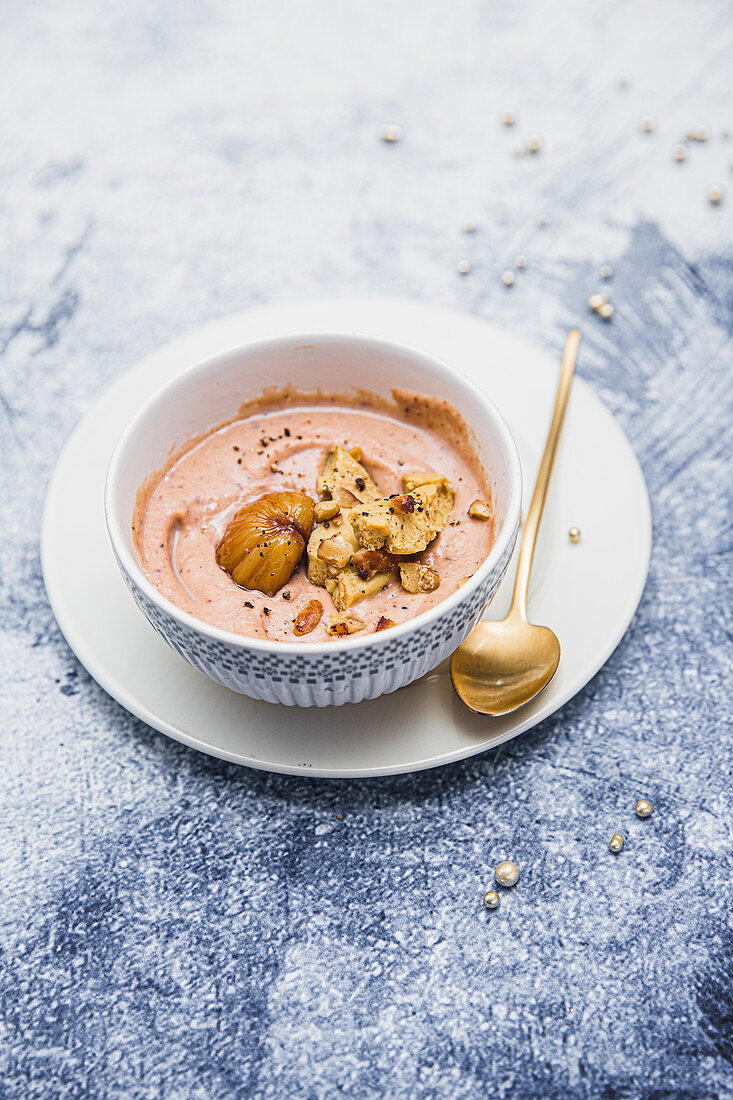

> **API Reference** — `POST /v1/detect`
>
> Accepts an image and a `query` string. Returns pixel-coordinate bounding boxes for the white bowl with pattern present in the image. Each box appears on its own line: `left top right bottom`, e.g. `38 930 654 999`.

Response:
105 332 522 706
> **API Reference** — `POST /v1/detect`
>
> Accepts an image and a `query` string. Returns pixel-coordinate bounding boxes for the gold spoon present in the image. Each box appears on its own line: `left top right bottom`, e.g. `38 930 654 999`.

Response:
451 329 581 716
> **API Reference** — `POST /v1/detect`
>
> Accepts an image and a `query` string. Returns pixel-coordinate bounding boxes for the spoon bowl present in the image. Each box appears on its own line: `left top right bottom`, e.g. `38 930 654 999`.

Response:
450 614 560 716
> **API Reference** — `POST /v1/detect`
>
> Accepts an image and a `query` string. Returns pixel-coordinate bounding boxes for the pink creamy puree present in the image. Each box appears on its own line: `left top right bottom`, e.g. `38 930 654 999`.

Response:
135 395 495 643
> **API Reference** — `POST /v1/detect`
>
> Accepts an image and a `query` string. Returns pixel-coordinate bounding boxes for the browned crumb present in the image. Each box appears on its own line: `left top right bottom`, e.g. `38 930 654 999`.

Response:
468 499 491 521
399 562 440 593
392 494 416 514
352 548 395 580
327 613 365 636
294 599 324 636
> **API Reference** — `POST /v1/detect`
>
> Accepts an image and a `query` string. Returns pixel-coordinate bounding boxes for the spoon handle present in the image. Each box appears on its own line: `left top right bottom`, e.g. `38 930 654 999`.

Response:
510 329 581 620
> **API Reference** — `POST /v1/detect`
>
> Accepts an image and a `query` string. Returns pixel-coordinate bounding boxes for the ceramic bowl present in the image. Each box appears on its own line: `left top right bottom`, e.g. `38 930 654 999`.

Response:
105 332 522 706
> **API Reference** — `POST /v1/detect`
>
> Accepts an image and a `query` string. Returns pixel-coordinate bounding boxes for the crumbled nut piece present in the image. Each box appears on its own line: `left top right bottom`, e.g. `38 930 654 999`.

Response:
293 599 324 636
352 548 395 580
307 509 395 609
327 613 365 636
314 500 341 523
468 499 492 521
399 562 440 594
376 616 396 632
392 494 416 514
401 473 452 493
317 446 381 507
270 462 282 474
349 445 363 461
331 568 393 609
282 590 292 600
316 535 353 570
351 478 454 555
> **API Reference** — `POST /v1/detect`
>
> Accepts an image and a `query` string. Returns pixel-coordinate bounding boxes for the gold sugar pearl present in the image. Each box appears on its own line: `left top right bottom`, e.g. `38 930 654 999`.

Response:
516 254 528 269
457 259 471 275
380 123 402 143
483 890 500 910
502 110 516 127
568 526 581 543
495 860 520 887
600 264 613 280
674 144 687 163
635 799 653 818
599 302 614 321
709 185 723 205
589 293 606 311
687 125 709 142
609 834 624 853
527 134 541 154
641 116 656 133
502 270 515 287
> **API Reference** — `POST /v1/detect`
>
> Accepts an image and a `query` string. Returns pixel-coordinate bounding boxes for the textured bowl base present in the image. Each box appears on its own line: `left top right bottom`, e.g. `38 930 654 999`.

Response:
124 532 515 706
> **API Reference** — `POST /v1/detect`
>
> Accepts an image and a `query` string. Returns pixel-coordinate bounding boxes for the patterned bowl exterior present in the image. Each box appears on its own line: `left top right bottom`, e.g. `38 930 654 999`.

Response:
112 521 518 707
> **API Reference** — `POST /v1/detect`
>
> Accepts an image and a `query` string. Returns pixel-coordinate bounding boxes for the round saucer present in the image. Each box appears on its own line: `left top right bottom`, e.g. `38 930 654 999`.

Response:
42 298 651 777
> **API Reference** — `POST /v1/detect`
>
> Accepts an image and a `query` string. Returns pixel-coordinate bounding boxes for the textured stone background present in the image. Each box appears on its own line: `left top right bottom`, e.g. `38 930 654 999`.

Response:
1 1 732 1096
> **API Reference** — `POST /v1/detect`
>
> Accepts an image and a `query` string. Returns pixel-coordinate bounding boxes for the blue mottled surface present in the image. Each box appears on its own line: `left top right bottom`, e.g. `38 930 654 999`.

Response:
2 1 732 1096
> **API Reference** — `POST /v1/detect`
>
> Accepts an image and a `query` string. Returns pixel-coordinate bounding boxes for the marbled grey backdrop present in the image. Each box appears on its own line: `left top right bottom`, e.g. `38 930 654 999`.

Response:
1 1 732 1097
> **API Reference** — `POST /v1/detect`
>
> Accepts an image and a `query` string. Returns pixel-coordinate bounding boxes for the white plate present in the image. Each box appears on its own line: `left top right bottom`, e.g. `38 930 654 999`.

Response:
42 298 651 778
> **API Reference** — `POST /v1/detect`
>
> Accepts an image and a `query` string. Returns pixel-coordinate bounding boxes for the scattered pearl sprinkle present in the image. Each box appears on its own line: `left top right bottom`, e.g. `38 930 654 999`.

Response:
609 834 624 853
641 115 656 133
516 254 528 269
635 799 653 818
457 258 471 275
380 123 402 143
495 861 520 887
709 184 723 205
600 264 613 279
568 526 581 543
502 270 515 287
483 890 500 910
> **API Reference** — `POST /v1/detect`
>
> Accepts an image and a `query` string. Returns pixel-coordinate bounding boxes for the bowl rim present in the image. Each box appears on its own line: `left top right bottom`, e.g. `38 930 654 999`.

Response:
105 330 523 656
